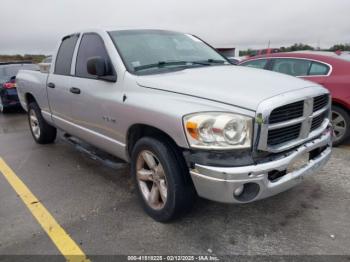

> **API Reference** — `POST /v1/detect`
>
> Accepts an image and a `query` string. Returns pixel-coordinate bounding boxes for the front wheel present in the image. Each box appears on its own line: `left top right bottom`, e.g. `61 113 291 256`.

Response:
28 102 57 144
131 137 195 222
332 105 350 146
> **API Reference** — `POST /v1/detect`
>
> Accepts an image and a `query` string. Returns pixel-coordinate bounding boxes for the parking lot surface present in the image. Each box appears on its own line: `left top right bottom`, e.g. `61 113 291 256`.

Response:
0 111 350 258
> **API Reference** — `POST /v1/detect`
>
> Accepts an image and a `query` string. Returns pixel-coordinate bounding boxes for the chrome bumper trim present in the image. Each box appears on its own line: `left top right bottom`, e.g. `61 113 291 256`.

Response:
190 129 332 203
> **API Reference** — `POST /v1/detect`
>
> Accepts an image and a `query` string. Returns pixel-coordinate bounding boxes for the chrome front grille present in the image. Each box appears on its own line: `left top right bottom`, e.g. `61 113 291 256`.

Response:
313 94 329 112
311 112 327 131
255 88 331 153
269 101 304 124
267 123 302 146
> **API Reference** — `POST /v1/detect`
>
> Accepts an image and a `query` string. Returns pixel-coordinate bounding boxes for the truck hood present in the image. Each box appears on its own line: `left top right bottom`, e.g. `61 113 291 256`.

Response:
136 65 317 111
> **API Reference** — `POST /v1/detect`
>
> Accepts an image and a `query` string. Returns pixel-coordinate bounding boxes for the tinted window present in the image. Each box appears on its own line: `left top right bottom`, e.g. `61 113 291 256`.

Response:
240 59 267 69
272 58 311 76
76 34 111 78
54 35 79 75
309 62 330 75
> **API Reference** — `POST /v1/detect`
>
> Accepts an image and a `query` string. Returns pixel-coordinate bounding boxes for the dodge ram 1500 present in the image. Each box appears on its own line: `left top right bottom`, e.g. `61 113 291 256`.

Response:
16 29 332 222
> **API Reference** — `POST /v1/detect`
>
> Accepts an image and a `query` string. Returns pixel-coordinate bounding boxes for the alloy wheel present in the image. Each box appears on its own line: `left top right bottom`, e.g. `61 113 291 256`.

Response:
136 150 168 210
332 110 347 142
29 109 40 139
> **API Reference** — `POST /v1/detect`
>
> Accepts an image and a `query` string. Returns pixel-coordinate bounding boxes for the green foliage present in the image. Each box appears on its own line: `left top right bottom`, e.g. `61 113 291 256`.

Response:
239 49 254 56
329 44 350 51
0 54 46 64
280 43 314 52
239 43 350 56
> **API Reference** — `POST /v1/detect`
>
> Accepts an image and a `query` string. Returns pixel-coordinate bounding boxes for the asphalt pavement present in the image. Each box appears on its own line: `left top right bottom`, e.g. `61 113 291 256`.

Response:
0 110 349 260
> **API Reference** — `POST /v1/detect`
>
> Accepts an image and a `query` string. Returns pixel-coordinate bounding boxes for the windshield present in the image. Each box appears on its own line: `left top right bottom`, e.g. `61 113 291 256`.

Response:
109 30 228 74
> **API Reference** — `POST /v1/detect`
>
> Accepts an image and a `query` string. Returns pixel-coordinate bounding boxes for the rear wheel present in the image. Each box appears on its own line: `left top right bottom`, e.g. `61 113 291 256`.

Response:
131 137 195 222
28 102 57 144
332 105 350 146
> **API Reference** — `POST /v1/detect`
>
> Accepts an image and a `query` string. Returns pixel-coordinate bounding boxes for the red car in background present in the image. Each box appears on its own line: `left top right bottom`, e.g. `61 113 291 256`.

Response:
239 51 350 145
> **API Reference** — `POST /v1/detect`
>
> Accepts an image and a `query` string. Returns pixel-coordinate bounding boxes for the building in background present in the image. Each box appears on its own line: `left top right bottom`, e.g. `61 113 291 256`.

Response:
215 47 238 58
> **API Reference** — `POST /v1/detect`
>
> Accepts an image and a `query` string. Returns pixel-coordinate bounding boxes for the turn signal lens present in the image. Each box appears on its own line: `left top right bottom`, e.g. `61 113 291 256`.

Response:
186 121 199 139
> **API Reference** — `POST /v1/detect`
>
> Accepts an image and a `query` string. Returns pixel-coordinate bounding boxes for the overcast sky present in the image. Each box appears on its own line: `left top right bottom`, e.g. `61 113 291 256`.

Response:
1 0 349 55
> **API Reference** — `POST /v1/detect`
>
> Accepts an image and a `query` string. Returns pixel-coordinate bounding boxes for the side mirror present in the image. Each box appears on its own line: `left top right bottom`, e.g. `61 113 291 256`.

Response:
228 58 239 65
86 56 117 82
87 56 107 77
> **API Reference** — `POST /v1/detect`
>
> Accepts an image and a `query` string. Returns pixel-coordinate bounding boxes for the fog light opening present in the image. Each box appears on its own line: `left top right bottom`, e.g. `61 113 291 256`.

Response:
233 183 260 202
234 185 244 196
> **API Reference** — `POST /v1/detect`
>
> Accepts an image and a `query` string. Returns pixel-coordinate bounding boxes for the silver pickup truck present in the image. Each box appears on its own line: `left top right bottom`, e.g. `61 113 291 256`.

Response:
17 29 332 222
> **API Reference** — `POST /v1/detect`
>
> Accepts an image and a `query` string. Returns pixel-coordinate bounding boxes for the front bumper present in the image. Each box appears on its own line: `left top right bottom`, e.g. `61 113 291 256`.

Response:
190 128 332 203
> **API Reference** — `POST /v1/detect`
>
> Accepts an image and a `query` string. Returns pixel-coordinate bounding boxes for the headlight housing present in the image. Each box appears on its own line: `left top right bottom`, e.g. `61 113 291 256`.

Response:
183 112 253 150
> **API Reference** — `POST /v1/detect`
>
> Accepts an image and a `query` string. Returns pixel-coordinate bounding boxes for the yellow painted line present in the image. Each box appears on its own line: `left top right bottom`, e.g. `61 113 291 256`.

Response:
0 158 90 262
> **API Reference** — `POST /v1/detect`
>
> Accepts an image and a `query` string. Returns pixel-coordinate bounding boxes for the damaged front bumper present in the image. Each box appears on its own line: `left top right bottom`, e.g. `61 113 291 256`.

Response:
190 128 332 203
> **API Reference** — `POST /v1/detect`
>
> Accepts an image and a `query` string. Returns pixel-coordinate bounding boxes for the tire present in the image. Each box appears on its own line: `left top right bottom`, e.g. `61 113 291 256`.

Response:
332 105 350 146
131 136 196 222
28 102 57 144
0 96 8 113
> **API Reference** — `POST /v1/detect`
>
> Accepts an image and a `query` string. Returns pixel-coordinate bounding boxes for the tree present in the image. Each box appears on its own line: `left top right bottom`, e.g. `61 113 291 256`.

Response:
329 44 350 51
239 43 314 56
287 43 314 52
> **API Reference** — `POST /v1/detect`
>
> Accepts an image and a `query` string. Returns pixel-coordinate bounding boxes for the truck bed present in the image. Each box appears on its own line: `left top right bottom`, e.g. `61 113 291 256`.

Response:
16 70 50 112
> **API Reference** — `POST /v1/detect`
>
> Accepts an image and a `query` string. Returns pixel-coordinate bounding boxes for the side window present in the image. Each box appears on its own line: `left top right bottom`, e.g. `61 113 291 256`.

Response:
75 34 112 78
54 35 79 75
272 58 311 76
240 59 267 69
309 62 330 76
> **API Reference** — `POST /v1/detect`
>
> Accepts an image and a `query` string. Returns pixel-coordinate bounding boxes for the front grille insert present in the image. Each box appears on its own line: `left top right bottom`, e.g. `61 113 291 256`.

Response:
269 101 304 124
267 123 301 146
311 112 326 131
259 92 330 151
313 94 328 112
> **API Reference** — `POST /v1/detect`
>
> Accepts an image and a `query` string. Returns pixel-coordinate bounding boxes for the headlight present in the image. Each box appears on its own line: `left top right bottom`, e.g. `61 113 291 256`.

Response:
183 112 253 149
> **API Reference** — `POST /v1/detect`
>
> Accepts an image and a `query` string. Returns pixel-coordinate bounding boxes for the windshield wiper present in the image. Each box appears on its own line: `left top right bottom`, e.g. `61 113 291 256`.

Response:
198 59 227 64
134 60 211 72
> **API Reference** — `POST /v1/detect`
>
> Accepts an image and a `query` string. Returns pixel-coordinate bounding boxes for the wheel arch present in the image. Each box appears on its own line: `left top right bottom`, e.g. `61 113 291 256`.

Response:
126 124 184 159
332 99 350 114
24 92 37 110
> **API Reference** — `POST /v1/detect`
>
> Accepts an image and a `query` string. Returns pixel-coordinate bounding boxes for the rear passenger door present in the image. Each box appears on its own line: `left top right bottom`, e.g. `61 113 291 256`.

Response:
270 58 311 76
270 58 329 85
301 60 330 85
47 34 79 130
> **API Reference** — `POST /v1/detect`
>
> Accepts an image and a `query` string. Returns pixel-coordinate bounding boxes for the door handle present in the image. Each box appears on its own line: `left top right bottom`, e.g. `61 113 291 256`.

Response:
47 82 55 88
70 87 81 94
